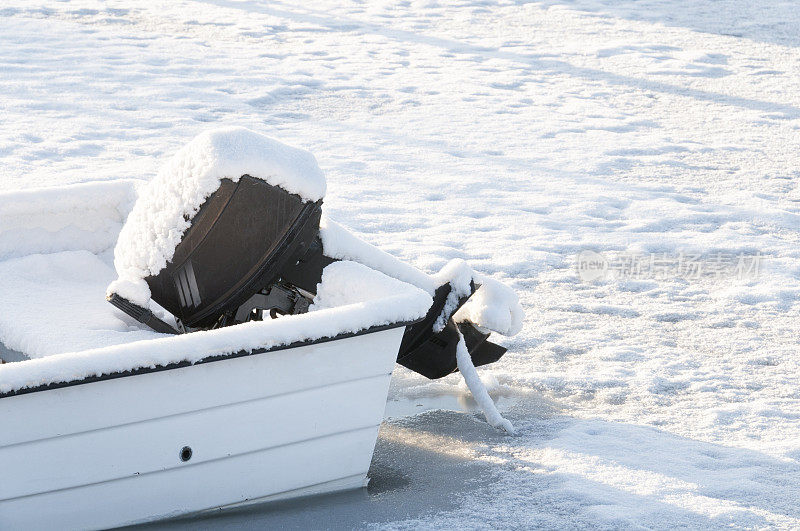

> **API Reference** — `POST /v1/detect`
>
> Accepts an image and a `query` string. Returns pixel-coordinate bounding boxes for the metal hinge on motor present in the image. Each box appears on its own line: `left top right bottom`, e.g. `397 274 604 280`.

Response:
233 283 311 323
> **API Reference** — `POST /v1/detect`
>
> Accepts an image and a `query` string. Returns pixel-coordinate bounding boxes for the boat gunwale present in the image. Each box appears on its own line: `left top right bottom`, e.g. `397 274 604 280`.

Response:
0 319 416 400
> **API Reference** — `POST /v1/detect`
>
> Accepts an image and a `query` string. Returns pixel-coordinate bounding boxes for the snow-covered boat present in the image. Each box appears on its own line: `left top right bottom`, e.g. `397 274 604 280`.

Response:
0 128 523 529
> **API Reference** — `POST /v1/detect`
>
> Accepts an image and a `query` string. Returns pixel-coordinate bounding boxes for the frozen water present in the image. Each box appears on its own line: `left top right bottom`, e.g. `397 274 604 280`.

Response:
3 0 800 527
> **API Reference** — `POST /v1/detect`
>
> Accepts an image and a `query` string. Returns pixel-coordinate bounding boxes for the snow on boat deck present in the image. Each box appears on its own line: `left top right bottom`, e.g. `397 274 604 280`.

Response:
0 255 431 394
3 0 800 527
0 250 164 359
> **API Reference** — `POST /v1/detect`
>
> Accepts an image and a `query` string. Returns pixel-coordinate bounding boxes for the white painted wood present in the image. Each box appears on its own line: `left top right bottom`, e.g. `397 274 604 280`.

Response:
0 327 403 530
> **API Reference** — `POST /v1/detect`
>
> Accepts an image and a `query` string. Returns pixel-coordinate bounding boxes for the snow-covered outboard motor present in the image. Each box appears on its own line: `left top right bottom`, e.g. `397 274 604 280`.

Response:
130 175 321 330
108 175 506 379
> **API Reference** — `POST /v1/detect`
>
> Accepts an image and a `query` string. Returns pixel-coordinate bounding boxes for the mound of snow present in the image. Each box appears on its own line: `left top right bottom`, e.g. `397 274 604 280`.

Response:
453 274 524 336
0 180 139 261
319 216 437 294
109 127 326 304
312 260 432 316
320 218 525 338
0 250 164 359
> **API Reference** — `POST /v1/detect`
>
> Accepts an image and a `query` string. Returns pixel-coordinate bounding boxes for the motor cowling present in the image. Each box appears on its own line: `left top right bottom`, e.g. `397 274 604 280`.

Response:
144 175 322 329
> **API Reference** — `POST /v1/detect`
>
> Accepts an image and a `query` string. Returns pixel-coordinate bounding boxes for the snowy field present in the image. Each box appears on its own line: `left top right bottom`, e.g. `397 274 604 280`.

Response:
3 0 800 528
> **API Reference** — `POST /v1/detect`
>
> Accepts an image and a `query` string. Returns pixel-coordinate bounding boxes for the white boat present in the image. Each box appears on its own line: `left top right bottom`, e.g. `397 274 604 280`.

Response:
0 328 407 529
0 129 522 529
0 328 406 530
0 180 430 530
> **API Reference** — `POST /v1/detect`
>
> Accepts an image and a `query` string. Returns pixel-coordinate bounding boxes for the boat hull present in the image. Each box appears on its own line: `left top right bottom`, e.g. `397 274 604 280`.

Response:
0 327 404 530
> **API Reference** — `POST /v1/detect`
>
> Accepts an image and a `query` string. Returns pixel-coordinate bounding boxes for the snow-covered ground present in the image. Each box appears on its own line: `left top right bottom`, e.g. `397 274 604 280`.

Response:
3 0 800 528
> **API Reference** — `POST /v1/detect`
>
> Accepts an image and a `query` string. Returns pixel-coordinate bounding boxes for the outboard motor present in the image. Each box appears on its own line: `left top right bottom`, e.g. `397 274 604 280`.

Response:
109 175 507 379
140 175 321 330
108 127 515 379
